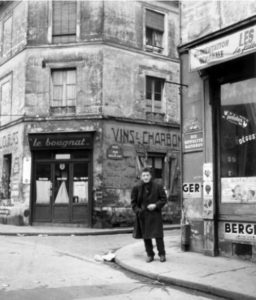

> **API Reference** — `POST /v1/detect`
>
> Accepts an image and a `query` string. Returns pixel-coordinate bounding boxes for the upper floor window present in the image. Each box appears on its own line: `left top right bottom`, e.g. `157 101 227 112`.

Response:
51 69 76 114
145 9 165 53
52 1 77 43
146 76 164 113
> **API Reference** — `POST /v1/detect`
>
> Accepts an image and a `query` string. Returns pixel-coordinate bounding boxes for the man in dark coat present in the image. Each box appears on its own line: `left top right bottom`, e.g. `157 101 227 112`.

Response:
131 167 167 262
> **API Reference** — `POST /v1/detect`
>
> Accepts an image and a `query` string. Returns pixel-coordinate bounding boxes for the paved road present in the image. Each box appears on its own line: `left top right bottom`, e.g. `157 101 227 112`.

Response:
0 230 226 300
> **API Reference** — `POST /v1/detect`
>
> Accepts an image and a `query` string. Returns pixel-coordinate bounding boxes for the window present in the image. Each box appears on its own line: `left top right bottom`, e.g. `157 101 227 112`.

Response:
2 15 12 57
52 1 77 43
145 9 165 53
220 78 256 203
51 69 76 114
1 154 12 199
0 74 12 125
146 76 164 112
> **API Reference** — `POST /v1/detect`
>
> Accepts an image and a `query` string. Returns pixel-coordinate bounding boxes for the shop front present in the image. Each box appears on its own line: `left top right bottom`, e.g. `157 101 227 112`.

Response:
28 133 93 225
180 21 256 260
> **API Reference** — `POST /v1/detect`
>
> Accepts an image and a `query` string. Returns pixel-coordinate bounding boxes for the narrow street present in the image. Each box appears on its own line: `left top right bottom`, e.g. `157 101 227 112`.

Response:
0 230 226 300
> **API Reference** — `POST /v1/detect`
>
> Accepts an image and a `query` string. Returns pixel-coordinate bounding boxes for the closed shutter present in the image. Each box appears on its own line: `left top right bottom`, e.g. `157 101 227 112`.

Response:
52 1 76 42
146 10 164 32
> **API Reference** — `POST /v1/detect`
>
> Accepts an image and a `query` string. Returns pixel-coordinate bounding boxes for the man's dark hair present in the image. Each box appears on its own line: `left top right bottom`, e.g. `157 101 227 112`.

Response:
141 167 152 174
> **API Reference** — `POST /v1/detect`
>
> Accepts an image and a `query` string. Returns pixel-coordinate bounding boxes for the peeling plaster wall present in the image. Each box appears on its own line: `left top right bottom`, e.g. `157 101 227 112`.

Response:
181 0 256 44
103 46 180 124
24 47 103 116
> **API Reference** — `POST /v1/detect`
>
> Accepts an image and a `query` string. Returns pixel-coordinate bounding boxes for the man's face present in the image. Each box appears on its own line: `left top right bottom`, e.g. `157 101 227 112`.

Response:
141 171 152 183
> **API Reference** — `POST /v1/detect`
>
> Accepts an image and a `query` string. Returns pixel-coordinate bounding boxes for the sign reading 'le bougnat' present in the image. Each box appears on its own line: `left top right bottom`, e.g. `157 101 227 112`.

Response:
190 25 256 71
224 222 256 241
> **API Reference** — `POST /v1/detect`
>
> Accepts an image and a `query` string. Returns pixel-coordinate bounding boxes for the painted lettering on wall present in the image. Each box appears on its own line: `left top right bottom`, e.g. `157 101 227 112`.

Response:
111 128 179 147
0 131 19 150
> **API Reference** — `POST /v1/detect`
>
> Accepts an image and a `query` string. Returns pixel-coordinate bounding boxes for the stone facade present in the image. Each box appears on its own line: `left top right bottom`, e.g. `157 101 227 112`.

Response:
0 0 180 227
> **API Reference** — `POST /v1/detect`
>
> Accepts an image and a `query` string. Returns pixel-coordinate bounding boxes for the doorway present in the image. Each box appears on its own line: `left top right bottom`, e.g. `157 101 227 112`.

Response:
31 151 91 225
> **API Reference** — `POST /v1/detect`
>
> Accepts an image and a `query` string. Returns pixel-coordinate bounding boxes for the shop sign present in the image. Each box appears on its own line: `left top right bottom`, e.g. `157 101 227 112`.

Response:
190 25 256 71
221 177 256 203
29 133 93 150
183 131 203 152
107 144 123 160
224 222 256 242
182 182 201 198
0 208 10 216
111 127 179 148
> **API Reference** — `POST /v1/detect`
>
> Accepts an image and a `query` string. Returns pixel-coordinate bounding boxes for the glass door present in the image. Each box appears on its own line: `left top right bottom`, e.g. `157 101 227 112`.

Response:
52 161 70 222
33 162 52 222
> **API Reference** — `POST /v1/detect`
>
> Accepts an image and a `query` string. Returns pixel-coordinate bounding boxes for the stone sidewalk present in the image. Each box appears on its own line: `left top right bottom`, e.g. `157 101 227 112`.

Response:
0 223 179 236
115 234 256 300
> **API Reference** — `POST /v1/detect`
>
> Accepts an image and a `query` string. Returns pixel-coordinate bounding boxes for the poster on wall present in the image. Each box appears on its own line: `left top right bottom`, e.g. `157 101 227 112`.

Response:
203 163 213 182
221 177 256 203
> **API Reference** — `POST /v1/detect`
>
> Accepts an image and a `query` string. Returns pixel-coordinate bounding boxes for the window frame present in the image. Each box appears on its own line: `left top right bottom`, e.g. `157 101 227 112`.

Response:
146 76 165 113
48 0 80 44
50 68 77 114
144 8 167 55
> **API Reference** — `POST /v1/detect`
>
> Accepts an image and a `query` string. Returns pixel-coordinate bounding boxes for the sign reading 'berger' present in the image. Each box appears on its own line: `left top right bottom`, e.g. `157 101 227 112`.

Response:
224 222 256 241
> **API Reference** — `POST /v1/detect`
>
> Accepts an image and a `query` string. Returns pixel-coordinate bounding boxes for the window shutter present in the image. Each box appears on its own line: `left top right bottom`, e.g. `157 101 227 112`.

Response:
53 1 76 36
146 10 164 32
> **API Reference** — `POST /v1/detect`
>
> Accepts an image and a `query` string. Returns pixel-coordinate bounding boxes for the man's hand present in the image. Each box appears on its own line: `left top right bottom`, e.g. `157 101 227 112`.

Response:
147 204 156 211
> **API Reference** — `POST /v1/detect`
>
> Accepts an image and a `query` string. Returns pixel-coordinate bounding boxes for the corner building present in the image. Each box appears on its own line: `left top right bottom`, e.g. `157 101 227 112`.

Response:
179 1 256 261
0 1 180 227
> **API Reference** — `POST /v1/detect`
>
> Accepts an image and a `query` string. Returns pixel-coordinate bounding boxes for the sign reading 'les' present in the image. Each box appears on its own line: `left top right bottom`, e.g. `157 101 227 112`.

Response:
190 25 256 71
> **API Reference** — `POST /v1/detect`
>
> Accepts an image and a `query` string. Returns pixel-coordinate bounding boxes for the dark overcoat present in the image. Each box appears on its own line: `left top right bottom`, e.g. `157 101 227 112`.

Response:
131 180 167 239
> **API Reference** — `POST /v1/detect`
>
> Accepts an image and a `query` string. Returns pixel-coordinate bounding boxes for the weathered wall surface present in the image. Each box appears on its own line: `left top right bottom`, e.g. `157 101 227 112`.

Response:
0 1 27 64
24 47 103 116
103 46 180 124
100 120 181 227
181 0 256 44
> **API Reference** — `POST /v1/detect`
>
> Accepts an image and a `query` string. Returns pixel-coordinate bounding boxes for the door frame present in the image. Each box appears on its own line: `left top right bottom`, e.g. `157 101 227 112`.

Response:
30 150 93 226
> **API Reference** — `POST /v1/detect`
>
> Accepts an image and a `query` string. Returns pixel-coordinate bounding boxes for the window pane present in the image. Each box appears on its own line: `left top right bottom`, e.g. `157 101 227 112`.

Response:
146 28 153 46
52 71 63 84
53 85 63 100
146 77 152 100
66 84 76 100
66 70 76 84
220 78 256 203
153 31 163 48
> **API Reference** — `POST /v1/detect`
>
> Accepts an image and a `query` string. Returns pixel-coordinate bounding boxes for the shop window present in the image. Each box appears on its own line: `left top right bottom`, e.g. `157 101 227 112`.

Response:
2 15 12 57
0 74 12 125
220 78 256 203
145 9 165 53
1 154 12 199
51 69 76 114
52 1 77 43
146 76 164 113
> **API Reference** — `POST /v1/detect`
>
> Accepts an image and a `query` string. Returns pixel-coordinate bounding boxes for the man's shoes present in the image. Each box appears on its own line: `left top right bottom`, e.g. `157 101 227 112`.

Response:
159 255 166 262
146 256 154 263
